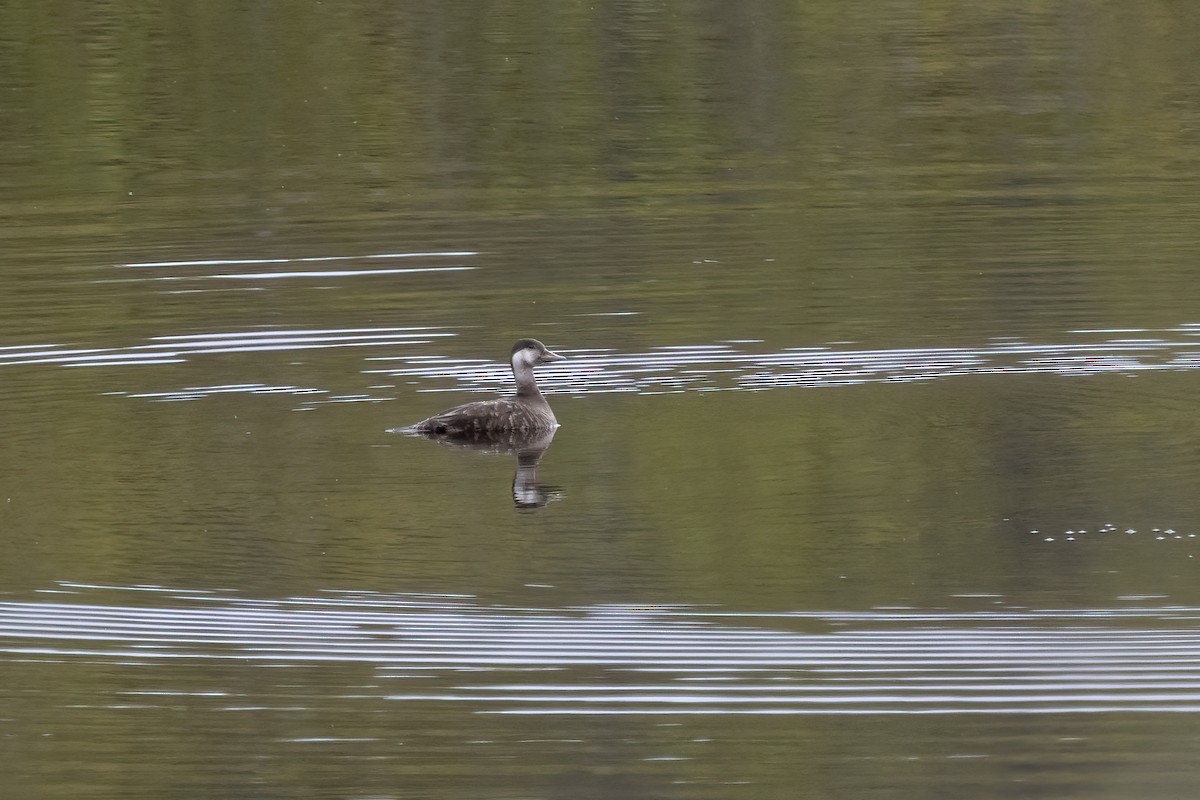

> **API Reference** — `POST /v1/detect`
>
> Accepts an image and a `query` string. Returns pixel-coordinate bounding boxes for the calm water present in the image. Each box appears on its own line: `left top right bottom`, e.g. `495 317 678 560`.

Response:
5 2 1200 798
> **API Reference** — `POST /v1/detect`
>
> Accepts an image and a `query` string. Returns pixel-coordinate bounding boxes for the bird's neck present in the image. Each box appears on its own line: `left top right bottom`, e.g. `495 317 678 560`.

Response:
512 355 542 399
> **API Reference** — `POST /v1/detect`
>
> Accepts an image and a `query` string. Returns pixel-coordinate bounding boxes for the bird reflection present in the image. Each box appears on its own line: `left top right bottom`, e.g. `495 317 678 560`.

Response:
398 427 563 509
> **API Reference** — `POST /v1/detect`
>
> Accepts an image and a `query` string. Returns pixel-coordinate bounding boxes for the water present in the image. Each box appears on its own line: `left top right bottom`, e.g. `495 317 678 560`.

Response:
5 2 1200 797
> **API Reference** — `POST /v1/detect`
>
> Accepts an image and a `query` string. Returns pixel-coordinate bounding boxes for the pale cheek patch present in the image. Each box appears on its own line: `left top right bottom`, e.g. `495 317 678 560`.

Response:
512 348 538 369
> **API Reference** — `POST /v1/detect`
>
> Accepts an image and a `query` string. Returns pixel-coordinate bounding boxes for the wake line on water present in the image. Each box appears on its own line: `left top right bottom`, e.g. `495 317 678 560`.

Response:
370 327 1200 397
1 325 1199 403
119 251 479 268
4 590 1200 716
101 250 480 283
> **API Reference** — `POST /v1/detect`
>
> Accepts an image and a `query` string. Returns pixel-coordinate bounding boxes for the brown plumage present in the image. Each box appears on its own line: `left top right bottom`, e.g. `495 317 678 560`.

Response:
396 338 564 436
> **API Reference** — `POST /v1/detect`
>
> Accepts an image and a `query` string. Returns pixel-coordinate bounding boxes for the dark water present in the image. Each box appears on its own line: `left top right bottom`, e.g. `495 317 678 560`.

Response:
5 2 1200 798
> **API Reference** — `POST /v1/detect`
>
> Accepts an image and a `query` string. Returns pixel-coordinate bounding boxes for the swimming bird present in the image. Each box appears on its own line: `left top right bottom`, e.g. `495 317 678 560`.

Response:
397 338 565 436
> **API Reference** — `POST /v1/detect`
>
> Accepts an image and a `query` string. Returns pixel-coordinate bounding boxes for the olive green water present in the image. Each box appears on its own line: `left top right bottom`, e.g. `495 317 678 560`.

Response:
5 3 1200 798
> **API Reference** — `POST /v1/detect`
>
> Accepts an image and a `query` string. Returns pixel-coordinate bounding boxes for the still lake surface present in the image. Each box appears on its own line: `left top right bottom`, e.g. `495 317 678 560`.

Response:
5 2 1200 797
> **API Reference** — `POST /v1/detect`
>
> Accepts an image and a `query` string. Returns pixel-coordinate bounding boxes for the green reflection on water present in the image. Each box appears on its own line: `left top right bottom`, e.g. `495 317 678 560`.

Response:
5 2 1200 798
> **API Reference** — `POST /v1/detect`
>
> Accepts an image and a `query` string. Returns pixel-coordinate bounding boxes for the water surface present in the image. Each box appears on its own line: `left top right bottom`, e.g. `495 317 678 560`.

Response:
5 2 1200 798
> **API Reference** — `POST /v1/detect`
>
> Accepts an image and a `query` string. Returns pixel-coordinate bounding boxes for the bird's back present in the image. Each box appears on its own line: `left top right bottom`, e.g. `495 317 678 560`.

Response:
403 396 557 436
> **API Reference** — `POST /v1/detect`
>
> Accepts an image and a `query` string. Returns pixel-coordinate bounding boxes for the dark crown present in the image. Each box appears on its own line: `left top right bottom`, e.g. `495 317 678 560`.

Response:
511 338 545 355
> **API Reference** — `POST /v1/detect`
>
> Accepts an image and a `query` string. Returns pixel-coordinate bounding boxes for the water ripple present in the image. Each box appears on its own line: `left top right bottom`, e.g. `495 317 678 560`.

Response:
0 327 453 369
367 328 1200 397
3 326 1200 401
112 250 479 282
3 589 1200 716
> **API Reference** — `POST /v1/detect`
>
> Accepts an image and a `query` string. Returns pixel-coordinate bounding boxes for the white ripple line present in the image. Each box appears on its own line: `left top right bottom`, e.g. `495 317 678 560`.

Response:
151 327 447 341
385 691 1200 704
484 705 1200 716
121 251 479 268
164 266 477 280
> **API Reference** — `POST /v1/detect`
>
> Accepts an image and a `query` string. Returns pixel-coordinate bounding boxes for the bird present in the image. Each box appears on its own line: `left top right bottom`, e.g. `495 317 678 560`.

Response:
395 338 565 436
